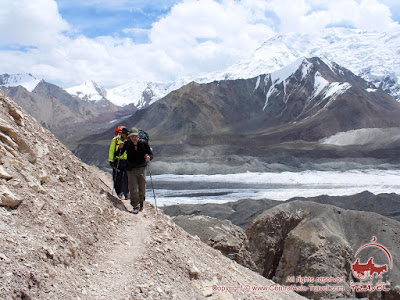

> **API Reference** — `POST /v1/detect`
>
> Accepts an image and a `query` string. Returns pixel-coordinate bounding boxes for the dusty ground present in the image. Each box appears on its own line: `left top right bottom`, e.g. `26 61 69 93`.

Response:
77 195 308 300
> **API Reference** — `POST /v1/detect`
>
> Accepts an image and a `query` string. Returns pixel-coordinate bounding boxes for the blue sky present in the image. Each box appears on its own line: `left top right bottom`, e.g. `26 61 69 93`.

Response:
1 0 400 88
55 0 178 42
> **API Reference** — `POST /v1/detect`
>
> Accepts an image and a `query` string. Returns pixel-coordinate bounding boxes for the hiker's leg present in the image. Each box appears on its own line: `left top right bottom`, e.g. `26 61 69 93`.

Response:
115 164 123 195
112 168 120 194
127 169 139 208
137 167 147 209
119 160 129 197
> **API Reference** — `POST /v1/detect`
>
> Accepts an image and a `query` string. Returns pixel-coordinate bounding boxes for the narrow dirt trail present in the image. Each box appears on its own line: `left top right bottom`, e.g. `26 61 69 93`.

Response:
79 173 306 299
83 200 154 299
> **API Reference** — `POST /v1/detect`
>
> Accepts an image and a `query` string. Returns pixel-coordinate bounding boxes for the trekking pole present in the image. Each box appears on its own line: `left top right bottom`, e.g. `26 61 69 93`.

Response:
147 163 158 215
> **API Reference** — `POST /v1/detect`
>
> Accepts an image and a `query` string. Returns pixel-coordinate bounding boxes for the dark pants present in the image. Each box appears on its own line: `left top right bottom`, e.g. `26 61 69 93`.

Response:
127 167 146 209
113 159 129 196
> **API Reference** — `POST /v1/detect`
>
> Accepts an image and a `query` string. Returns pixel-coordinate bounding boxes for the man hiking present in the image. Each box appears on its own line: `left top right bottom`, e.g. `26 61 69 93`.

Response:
109 126 129 199
118 127 153 214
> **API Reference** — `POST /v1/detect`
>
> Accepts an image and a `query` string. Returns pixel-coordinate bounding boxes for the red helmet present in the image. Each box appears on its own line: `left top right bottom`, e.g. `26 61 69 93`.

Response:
115 126 127 135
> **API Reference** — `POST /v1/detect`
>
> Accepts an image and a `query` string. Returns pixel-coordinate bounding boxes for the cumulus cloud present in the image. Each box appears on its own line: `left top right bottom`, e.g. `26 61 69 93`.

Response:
0 0 70 46
264 0 399 33
0 0 399 88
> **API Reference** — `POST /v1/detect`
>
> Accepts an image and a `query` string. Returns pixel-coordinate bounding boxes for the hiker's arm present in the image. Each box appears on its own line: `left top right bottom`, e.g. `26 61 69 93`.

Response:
145 144 153 162
109 139 116 167
116 141 127 156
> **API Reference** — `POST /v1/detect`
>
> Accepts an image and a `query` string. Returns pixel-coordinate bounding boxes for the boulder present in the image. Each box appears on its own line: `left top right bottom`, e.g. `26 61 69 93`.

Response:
0 165 12 180
0 186 22 207
246 201 400 299
173 215 257 270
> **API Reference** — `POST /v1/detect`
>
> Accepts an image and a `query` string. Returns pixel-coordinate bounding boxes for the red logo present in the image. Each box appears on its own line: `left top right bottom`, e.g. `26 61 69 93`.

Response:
351 236 392 281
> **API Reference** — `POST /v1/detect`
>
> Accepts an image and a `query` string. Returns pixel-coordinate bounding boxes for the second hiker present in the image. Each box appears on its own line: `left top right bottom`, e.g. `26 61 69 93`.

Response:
109 126 129 199
118 127 153 213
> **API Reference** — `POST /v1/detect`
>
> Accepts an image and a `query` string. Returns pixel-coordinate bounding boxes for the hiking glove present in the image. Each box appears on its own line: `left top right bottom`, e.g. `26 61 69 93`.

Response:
109 161 114 168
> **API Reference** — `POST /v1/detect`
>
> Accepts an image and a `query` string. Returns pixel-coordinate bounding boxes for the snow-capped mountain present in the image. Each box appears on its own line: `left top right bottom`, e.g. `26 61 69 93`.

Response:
0 73 40 92
261 56 353 112
65 80 108 102
111 56 400 140
70 28 400 108
201 28 400 100
107 81 181 108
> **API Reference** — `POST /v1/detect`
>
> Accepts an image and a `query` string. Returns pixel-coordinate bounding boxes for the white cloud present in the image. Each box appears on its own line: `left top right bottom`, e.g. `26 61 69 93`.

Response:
263 0 399 33
0 0 70 46
0 0 399 88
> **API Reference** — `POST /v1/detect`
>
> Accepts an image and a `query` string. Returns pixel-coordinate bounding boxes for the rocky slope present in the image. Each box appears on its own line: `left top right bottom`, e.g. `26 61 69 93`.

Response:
0 90 305 299
246 201 400 299
172 215 257 271
164 193 400 299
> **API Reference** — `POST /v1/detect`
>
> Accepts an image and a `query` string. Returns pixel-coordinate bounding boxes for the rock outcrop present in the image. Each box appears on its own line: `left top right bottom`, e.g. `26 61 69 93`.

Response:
173 215 257 270
246 201 400 299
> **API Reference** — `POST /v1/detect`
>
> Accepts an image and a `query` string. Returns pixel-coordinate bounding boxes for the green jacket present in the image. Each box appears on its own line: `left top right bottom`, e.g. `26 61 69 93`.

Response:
109 135 128 162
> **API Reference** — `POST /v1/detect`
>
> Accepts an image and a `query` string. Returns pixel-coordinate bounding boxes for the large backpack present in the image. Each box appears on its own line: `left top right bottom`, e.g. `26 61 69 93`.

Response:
138 129 150 142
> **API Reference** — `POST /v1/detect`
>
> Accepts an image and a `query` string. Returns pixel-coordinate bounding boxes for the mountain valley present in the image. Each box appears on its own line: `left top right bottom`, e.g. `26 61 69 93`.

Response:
73 57 400 173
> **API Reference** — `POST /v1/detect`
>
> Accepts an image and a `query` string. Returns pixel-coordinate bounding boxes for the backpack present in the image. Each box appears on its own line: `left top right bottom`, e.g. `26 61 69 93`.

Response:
138 129 150 142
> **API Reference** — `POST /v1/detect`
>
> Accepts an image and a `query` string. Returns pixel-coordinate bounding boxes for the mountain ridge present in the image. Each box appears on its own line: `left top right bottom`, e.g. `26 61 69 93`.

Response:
0 81 137 144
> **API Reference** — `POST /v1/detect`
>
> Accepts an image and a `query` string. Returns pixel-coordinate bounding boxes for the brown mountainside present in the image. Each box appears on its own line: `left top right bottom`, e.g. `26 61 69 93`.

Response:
1 81 137 144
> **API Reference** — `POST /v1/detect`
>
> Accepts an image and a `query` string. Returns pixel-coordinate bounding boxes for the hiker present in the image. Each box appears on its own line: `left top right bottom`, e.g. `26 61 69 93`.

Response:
109 126 129 199
118 127 153 213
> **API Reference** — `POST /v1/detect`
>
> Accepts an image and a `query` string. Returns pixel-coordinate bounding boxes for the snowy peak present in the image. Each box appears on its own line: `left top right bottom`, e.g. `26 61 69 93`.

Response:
0 73 40 92
66 80 108 102
65 80 180 108
107 81 177 108
259 56 370 121
225 28 400 101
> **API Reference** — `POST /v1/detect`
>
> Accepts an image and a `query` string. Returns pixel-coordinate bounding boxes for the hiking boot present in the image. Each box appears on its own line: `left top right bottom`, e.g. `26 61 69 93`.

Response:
131 205 140 214
139 206 143 212
124 194 129 200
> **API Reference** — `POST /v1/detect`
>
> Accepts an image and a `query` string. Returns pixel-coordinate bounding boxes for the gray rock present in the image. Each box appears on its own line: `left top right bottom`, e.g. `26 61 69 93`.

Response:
173 215 257 270
0 165 12 179
0 186 21 207
246 201 400 299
